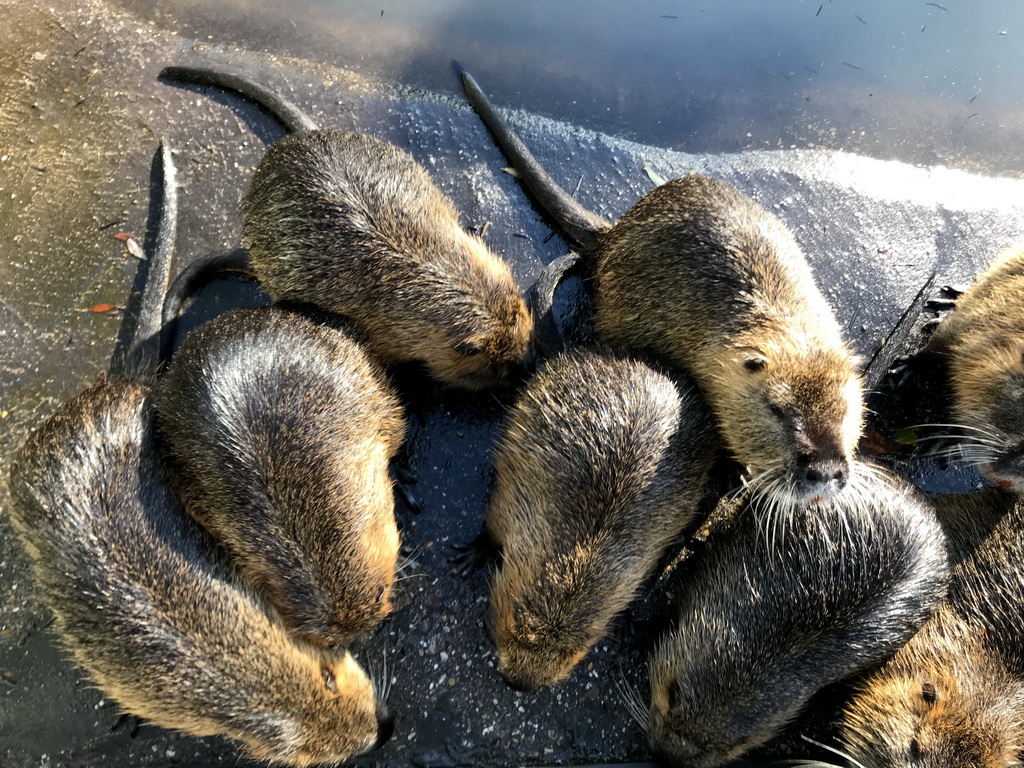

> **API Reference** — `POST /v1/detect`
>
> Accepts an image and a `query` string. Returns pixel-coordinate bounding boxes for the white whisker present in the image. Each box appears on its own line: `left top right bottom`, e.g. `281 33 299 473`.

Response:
800 734 871 768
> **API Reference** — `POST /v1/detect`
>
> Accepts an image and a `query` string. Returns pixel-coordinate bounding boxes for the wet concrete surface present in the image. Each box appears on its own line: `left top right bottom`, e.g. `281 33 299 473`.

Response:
2 0 1024 766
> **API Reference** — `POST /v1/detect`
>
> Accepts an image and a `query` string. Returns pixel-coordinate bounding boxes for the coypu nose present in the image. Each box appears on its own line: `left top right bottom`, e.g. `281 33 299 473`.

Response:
801 455 847 490
373 710 395 750
500 671 535 692
651 737 701 767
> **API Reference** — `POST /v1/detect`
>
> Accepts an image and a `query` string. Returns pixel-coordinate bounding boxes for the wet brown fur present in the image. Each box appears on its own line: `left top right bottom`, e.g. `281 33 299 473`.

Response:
648 469 947 768
593 175 863 500
243 130 533 390
928 245 1024 489
155 306 405 648
486 347 717 689
839 489 1024 768
8 381 388 765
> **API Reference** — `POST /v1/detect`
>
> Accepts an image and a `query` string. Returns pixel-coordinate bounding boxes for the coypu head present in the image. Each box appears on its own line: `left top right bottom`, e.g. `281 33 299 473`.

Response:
490 539 633 690
252 476 401 650
412 238 535 390
648 640 796 768
837 616 1024 768
948 340 1024 490
238 650 394 766
718 343 863 506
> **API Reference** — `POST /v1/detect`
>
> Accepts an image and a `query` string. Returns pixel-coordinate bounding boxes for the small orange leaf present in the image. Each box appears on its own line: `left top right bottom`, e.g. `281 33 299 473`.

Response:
112 233 133 241
88 303 119 313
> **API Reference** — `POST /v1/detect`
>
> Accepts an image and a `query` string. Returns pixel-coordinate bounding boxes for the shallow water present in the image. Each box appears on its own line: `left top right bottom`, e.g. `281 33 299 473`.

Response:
114 0 1024 174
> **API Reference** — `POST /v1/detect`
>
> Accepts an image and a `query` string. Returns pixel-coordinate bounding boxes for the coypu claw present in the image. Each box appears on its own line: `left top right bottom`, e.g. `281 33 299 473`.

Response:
389 458 422 525
110 713 143 738
921 284 965 332
450 530 498 576
393 482 422 525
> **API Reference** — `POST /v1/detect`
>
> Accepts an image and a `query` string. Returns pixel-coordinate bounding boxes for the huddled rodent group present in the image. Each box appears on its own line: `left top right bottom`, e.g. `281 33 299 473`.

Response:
463 72 864 508
7 145 393 765
8 59 1024 768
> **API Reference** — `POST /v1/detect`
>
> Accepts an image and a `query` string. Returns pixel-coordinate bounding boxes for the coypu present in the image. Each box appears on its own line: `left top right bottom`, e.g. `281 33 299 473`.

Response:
160 65 534 390
925 244 1024 490
483 346 717 690
837 489 1024 768
6 145 394 763
647 467 947 768
155 304 406 648
461 70 863 504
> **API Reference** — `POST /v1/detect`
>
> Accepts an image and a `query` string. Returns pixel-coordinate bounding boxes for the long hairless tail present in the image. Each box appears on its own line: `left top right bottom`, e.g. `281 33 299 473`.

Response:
529 252 592 358
862 270 937 391
459 70 611 253
118 140 178 378
160 250 254 363
160 65 319 134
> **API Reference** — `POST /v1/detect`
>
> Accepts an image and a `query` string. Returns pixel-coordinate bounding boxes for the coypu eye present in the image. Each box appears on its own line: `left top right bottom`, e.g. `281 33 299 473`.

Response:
321 666 339 693
456 341 484 357
743 356 768 373
376 584 387 604
909 738 922 760
921 681 937 704
769 403 786 420
667 681 682 711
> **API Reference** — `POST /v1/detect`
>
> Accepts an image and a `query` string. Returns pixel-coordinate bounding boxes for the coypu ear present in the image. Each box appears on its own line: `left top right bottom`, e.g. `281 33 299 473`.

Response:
921 680 938 705
321 666 339 693
743 355 769 373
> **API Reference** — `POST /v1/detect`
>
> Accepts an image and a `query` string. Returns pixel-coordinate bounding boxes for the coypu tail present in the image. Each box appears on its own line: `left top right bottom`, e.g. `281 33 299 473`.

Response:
157 64 312 355
459 70 611 252
115 140 178 378
528 252 590 358
862 270 937 391
160 65 319 134
160 250 253 362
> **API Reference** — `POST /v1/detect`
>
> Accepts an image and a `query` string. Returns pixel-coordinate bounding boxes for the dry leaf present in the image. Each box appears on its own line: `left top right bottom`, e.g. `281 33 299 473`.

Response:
502 167 521 178
643 163 668 186
88 303 120 313
112 233 133 242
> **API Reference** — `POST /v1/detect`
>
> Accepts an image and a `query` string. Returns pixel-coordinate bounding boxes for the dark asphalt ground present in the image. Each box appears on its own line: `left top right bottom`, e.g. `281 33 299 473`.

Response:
2 1 1024 766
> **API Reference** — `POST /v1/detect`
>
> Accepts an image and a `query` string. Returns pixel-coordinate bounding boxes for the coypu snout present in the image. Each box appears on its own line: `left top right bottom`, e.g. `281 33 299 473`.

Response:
795 451 848 500
500 669 537 693
373 706 395 750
